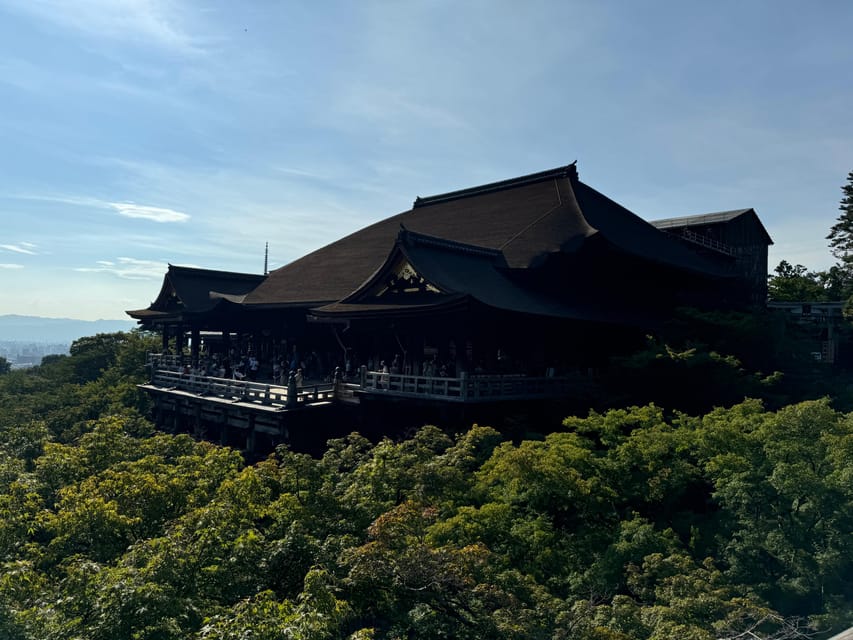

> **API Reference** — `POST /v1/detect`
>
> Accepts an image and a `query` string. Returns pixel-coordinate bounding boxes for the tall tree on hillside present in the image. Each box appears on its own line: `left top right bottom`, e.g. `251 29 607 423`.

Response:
825 170 853 291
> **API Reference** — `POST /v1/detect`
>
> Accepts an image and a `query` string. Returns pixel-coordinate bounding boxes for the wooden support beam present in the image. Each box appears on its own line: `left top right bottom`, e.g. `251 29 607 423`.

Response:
220 410 229 446
246 414 256 454
191 327 200 367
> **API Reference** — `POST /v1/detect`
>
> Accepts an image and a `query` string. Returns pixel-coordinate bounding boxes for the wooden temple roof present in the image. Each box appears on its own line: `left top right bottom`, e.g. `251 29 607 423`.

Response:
128 162 771 327
127 265 265 322
650 208 774 245
310 227 631 323
243 163 730 309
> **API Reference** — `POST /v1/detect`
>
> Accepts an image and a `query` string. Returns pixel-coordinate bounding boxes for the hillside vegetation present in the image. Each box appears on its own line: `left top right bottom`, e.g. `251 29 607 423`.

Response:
0 330 851 639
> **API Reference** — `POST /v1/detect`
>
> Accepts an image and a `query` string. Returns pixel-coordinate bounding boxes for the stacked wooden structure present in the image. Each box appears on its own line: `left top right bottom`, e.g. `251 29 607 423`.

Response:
128 162 773 449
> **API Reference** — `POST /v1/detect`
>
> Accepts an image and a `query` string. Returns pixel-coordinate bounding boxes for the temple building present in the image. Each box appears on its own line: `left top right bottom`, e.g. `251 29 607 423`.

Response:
127 162 773 449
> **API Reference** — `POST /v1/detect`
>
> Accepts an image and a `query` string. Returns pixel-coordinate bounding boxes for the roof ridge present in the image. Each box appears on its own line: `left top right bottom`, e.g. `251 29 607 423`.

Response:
648 208 774 245
649 209 753 226
412 162 577 208
399 226 502 258
168 264 266 280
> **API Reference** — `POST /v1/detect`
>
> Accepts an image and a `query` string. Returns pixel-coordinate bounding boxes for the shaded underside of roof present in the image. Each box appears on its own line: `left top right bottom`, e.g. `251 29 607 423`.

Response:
127 298 249 323
650 209 774 244
311 294 469 318
126 308 176 321
244 164 729 307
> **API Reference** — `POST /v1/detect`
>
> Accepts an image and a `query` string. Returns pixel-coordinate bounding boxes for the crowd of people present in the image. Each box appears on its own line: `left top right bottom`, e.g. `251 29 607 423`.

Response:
163 344 529 391
168 346 338 389
168 348 472 388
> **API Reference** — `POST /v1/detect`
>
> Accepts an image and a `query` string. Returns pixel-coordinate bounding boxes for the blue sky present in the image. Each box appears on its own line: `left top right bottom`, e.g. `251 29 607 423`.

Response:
0 0 851 320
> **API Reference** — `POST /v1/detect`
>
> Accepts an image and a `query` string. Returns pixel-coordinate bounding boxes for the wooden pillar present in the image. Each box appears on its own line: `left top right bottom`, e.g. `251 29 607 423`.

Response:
223 328 231 358
175 324 185 356
287 371 298 408
246 414 256 455
193 404 203 438
161 326 170 352
191 327 200 367
220 412 229 446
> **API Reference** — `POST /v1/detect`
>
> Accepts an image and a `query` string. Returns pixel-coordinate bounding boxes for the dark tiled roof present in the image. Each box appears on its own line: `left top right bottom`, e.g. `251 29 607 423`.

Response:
245 164 727 307
127 265 265 319
571 182 731 275
412 163 578 207
651 209 752 227
166 265 265 311
311 229 641 325
650 208 773 244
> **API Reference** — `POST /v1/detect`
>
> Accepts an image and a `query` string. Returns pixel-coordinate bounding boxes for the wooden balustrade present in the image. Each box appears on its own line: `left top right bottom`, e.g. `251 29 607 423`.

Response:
147 355 575 406
150 369 336 408
360 370 572 402
147 353 187 369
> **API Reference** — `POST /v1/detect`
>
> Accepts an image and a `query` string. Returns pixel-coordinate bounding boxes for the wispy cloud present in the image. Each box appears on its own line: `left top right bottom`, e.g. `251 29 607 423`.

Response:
2 0 206 56
11 193 191 223
109 202 190 223
273 166 329 180
9 193 105 207
74 257 167 280
0 263 24 269
0 243 37 255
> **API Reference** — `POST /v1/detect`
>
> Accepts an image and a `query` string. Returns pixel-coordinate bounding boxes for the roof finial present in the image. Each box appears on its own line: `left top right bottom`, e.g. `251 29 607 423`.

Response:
263 242 269 276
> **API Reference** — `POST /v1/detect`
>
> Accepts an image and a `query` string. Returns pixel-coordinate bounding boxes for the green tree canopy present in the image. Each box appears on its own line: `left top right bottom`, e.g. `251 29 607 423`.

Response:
767 171 853 304
2 325 853 638
767 260 830 302
826 171 853 276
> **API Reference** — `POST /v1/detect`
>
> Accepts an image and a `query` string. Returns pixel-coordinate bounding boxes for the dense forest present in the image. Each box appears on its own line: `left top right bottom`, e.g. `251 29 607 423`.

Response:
0 324 851 640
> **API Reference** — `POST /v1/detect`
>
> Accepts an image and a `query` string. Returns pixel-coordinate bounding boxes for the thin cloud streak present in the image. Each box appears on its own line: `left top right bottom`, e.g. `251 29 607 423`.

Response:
74 257 168 280
11 194 190 223
109 203 190 223
9 193 107 207
0 243 37 255
2 0 207 56
0 263 24 269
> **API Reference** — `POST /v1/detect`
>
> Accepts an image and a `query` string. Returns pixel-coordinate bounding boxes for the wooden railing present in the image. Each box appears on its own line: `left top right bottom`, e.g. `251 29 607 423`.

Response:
145 355 576 405
149 369 336 408
147 353 187 368
678 229 735 256
335 382 362 405
363 370 464 399
361 370 573 402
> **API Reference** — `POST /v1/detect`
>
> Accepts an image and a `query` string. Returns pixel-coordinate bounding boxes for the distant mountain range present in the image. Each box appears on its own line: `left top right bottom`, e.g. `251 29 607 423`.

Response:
0 315 137 344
